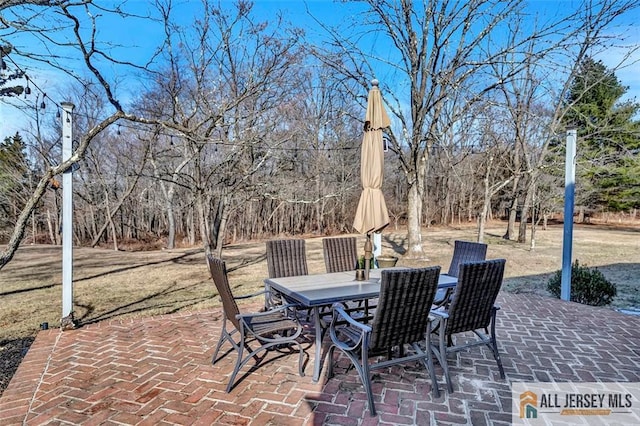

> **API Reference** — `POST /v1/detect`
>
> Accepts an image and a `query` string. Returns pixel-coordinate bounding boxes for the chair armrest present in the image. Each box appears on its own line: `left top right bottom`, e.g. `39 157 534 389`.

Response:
332 304 372 332
236 302 299 320
234 289 268 301
329 303 371 351
429 308 449 320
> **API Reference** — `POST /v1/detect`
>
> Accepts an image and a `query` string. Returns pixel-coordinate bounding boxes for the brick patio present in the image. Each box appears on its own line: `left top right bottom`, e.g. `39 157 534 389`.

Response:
1 292 638 425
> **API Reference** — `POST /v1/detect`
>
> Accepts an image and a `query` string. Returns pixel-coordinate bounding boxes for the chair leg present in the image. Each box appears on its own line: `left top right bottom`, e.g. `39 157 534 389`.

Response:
226 327 246 393
325 345 336 378
359 352 376 416
333 343 377 416
212 318 235 365
489 310 506 379
297 341 306 377
431 317 453 393
212 334 227 365
412 342 440 399
424 321 440 397
441 332 454 393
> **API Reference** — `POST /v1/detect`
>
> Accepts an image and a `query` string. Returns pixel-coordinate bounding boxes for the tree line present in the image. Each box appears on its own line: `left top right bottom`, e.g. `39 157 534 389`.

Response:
1 0 639 270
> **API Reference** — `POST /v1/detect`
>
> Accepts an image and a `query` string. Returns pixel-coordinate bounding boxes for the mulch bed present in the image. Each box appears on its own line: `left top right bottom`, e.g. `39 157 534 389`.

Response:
0 337 35 397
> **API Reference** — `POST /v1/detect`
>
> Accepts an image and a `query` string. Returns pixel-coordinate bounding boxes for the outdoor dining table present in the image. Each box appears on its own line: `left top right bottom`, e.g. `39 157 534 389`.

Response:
264 267 458 382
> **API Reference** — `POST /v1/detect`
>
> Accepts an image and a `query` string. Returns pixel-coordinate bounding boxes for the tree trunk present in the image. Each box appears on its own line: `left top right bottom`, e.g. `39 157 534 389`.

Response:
517 207 528 243
503 175 520 240
151 155 190 250
406 181 424 258
406 152 428 259
518 178 535 243
529 181 538 251
188 206 196 245
46 209 57 245
105 191 119 251
215 202 229 258
165 200 176 249
196 189 210 252
90 181 141 248
478 156 493 243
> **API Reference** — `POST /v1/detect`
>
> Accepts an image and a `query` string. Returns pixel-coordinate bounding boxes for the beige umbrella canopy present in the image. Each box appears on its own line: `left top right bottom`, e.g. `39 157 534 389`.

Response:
353 80 390 278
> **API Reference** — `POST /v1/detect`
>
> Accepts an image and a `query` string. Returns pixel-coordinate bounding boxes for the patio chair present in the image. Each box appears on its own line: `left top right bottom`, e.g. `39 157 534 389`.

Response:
447 240 488 277
434 240 488 306
266 239 309 278
323 236 376 321
265 239 309 308
323 236 358 273
206 254 305 392
430 258 506 393
326 266 442 416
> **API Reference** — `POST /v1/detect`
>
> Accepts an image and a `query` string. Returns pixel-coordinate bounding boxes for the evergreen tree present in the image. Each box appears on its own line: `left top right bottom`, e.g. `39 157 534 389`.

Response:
562 57 640 211
0 133 30 238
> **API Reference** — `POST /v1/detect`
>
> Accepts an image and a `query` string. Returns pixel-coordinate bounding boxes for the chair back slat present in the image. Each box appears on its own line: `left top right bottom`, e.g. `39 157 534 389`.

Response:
446 259 506 335
323 236 358 273
206 255 241 330
447 240 488 277
370 266 441 350
266 239 309 278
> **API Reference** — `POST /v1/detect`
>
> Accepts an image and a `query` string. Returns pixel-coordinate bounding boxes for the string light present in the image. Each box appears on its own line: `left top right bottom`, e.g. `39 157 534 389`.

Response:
2 51 61 113
24 76 31 96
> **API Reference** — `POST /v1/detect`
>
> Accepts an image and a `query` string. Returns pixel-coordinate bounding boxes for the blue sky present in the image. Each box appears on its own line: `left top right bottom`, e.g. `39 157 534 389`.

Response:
1 0 639 139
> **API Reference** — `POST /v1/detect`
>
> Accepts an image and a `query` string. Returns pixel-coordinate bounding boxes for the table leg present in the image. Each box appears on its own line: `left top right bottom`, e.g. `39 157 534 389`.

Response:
312 306 324 382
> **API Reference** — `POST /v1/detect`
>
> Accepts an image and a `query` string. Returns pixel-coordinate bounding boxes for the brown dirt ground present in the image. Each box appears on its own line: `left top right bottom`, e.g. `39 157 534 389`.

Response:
1 220 639 396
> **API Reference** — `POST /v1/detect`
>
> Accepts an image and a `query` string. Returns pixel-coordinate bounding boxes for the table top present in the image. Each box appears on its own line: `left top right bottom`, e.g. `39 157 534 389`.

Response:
264 268 457 307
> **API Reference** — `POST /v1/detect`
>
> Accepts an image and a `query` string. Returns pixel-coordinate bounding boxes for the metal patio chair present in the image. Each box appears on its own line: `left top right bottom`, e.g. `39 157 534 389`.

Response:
326 266 442 416
266 239 309 278
323 236 376 320
265 239 309 308
434 240 488 306
447 240 488 277
207 255 305 392
430 258 507 393
323 236 358 273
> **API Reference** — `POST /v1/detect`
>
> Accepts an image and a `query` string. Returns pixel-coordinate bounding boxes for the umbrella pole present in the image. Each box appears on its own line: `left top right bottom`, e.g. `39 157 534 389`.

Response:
364 234 373 280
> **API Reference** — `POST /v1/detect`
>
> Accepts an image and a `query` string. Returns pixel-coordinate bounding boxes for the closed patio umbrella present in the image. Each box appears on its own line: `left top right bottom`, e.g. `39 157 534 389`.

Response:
353 79 390 279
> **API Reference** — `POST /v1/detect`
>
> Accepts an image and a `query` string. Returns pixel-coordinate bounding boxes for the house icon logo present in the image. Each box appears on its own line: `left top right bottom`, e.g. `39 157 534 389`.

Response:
520 391 538 418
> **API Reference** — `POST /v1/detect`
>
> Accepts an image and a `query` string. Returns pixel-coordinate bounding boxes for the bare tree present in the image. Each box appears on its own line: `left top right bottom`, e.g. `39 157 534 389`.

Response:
0 1 164 269
492 0 639 246
135 0 305 256
2 0 638 271
314 0 575 258
312 0 639 257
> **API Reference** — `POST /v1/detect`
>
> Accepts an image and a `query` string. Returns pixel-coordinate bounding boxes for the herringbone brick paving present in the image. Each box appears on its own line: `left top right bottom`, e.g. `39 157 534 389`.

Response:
1 292 638 425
